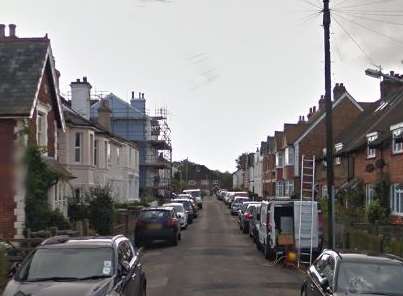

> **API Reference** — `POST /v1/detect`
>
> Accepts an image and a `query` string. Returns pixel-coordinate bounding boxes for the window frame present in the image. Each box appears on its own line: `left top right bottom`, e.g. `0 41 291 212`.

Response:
365 183 375 207
392 128 403 155
74 132 82 163
390 184 403 216
335 143 343 165
366 133 378 159
284 146 294 166
94 139 98 167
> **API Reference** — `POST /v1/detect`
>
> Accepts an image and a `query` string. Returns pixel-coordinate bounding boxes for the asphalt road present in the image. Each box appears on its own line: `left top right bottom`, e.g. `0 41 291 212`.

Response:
143 197 304 296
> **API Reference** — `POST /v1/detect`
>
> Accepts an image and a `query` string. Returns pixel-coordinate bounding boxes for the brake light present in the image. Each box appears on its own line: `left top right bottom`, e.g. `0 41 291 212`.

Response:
244 212 253 220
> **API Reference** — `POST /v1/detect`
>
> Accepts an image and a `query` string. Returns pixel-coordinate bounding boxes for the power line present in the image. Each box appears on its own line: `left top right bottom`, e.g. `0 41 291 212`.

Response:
337 0 397 10
334 9 403 17
301 0 322 10
331 15 376 65
334 12 403 26
333 12 403 46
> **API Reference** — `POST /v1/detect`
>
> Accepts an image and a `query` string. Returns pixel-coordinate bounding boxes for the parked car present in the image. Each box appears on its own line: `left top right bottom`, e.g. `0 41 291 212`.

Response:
239 202 261 234
3 235 146 296
257 199 322 260
175 195 198 218
162 202 188 229
135 207 181 246
172 198 195 222
301 250 403 296
226 191 248 207
183 189 203 209
249 203 262 242
230 196 250 215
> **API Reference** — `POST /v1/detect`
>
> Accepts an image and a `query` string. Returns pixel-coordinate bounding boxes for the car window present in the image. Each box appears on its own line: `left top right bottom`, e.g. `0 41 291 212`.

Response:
17 247 114 280
314 254 335 288
140 210 170 221
118 241 134 263
336 261 403 294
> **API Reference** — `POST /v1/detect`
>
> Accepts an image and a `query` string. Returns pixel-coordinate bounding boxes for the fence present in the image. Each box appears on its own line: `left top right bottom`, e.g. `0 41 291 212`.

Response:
331 222 403 257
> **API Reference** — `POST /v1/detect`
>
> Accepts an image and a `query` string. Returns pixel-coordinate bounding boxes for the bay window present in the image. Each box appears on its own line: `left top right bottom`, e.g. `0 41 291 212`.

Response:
276 181 284 197
284 180 294 196
390 184 403 215
276 151 284 168
285 146 294 166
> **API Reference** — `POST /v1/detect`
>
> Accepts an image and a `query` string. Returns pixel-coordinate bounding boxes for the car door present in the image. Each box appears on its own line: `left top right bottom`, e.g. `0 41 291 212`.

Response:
258 204 267 245
118 240 138 296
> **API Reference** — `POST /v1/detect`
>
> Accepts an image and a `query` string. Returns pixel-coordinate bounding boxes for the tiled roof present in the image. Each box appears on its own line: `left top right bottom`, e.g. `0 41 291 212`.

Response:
338 87 403 154
283 123 307 146
0 39 49 116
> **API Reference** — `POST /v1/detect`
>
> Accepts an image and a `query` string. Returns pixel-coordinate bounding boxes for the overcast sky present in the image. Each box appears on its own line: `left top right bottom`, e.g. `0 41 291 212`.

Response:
2 0 402 172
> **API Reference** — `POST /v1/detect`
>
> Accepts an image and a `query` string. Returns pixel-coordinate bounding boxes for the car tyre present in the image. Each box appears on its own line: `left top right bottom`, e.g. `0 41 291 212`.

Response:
178 232 182 241
264 242 274 260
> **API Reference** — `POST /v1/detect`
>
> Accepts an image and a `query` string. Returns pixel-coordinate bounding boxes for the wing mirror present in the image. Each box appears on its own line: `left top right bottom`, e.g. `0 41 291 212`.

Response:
120 261 131 275
8 262 21 278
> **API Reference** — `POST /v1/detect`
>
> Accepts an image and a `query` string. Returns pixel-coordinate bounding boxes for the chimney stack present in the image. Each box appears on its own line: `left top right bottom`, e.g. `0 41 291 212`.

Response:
380 71 403 99
97 100 112 132
131 91 135 100
0 24 5 38
70 77 92 120
313 106 317 113
142 93 145 100
8 24 16 38
333 82 346 101
318 95 325 110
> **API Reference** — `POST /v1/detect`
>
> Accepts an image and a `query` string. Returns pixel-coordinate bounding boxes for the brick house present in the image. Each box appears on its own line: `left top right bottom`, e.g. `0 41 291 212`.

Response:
0 25 66 238
327 76 403 223
262 136 276 197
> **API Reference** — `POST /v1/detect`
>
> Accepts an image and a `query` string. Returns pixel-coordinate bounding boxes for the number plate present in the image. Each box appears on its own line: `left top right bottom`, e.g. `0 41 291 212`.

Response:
147 224 162 230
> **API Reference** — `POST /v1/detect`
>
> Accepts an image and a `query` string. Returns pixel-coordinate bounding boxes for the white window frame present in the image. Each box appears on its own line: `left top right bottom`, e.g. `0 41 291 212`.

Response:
284 180 294 196
335 143 343 165
285 146 294 166
365 184 375 207
367 132 378 159
276 181 284 197
276 151 284 168
90 134 94 166
74 132 82 163
390 184 403 215
94 139 98 167
391 125 403 155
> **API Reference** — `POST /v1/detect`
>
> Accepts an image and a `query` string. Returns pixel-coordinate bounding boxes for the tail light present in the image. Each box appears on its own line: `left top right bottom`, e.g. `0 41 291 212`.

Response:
244 212 253 220
167 218 177 227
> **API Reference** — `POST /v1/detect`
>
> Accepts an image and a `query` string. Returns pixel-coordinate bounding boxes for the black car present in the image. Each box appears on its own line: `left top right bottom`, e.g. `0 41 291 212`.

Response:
135 207 181 246
3 235 146 296
301 249 403 296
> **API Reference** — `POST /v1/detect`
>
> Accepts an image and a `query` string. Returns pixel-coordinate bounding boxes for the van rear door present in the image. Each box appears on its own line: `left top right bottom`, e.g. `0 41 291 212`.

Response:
294 201 319 249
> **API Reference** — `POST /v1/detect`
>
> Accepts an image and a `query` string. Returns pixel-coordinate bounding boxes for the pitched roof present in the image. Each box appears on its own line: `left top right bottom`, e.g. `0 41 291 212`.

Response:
0 39 49 116
0 37 65 128
338 87 403 154
283 123 307 146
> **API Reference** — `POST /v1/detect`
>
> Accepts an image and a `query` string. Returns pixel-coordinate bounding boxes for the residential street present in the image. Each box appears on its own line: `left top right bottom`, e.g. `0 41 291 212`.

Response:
143 197 304 296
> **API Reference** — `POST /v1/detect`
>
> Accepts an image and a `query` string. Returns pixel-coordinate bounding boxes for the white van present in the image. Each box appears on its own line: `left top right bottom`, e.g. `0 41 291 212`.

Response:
256 199 322 260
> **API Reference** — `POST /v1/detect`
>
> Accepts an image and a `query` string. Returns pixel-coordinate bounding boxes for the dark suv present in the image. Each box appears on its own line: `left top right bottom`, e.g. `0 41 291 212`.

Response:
301 249 403 296
3 235 146 296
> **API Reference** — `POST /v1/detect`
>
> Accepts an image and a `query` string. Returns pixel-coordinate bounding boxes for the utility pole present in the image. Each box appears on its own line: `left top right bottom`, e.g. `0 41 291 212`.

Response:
323 0 335 249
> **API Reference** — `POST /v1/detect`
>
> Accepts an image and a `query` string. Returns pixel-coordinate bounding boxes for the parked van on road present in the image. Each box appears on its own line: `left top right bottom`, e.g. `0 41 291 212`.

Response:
256 199 323 261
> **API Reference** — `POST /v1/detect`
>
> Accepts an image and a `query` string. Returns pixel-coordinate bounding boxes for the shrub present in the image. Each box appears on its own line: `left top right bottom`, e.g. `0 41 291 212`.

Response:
367 200 388 224
87 185 114 235
0 248 7 291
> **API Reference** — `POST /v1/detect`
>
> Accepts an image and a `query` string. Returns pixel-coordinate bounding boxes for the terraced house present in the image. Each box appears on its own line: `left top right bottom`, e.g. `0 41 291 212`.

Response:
0 25 67 238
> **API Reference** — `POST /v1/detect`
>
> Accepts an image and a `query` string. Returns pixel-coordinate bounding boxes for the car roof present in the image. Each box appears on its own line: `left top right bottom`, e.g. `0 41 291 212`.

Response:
163 203 184 207
39 235 127 249
173 198 191 202
142 207 173 211
183 189 201 192
324 250 403 265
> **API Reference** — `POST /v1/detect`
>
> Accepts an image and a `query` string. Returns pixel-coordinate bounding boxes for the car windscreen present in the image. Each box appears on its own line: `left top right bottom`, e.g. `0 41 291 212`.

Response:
188 191 201 198
170 205 184 213
175 201 192 211
140 210 171 221
234 198 249 204
17 247 114 281
336 261 403 295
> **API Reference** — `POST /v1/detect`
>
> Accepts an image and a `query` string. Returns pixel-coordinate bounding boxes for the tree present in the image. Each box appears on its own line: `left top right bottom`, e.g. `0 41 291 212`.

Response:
86 185 114 235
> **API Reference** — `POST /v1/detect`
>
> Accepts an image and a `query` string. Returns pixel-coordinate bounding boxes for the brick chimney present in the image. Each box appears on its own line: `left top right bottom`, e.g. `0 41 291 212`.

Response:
380 71 403 99
318 95 325 110
97 99 112 132
333 83 346 101
8 24 16 38
0 24 5 39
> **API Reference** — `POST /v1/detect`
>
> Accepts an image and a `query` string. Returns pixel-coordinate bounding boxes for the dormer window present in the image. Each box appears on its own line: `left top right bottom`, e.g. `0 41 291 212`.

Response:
367 132 378 159
391 123 403 154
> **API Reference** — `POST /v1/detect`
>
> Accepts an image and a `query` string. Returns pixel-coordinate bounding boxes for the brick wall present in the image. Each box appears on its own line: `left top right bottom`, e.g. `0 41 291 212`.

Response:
0 119 17 238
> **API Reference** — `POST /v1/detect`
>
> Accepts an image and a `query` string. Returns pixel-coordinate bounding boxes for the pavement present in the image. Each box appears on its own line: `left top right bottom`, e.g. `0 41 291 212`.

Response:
142 196 305 296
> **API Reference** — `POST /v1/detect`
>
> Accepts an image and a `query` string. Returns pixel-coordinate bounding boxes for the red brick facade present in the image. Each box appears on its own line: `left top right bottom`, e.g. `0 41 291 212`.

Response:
0 119 17 238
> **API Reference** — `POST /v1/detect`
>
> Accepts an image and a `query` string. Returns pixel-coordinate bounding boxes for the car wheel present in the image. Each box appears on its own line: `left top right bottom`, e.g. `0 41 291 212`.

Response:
300 284 308 296
178 232 182 241
264 242 274 260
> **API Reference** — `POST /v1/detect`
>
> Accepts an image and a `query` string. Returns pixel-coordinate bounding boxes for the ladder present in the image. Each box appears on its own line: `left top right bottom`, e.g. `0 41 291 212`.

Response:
297 155 316 268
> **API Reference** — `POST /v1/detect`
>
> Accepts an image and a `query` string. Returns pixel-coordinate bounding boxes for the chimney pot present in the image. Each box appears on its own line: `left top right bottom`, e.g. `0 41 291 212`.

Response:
390 71 395 76
0 24 5 38
309 107 312 113
76 78 80 83
313 106 316 113
142 93 145 100
83 76 87 83
131 91 135 99
8 24 16 37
